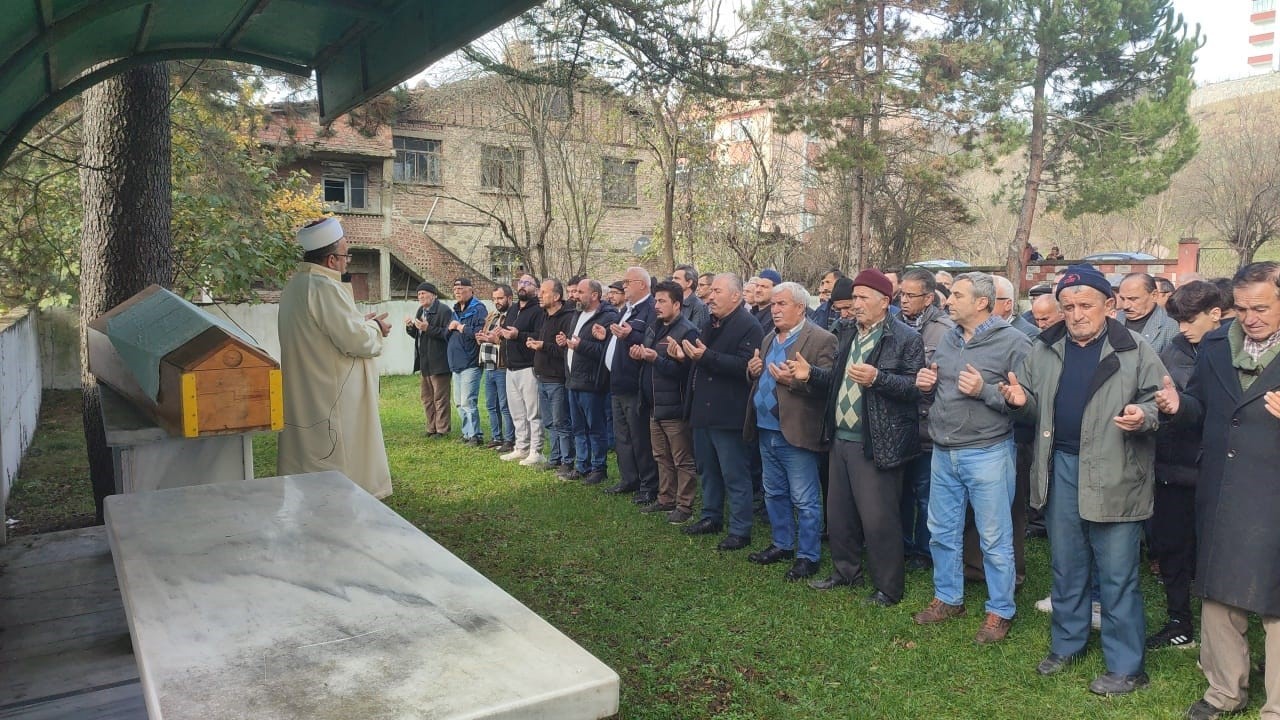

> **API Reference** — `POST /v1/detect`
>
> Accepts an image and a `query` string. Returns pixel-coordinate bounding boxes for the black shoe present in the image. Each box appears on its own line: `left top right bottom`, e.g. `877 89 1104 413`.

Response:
581 469 606 485
604 482 638 495
1088 671 1149 696
785 558 820 581
808 575 859 591
497 442 514 453
469 437 485 446
486 439 505 449
1185 699 1242 720
717 534 751 551
640 501 676 514
1026 526 1048 539
556 466 582 481
865 590 899 607
905 555 933 572
1146 621 1197 650
747 545 795 565
1036 651 1085 676
632 493 657 505
682 519 723 536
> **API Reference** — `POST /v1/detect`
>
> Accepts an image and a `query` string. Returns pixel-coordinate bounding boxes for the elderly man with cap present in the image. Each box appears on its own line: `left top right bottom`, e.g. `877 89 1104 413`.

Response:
1002 263 1166 695
406 280 454 436
1117 272 1179 353
795 269 923 607
277 217 392 498
751 269 782 334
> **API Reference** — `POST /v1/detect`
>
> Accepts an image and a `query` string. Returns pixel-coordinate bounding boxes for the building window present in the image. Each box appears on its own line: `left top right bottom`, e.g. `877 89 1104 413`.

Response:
489 245 525 284
323 167 367 210
602 157 638 206
1254 0 1275 13
481 145 524 193
393 137 442 184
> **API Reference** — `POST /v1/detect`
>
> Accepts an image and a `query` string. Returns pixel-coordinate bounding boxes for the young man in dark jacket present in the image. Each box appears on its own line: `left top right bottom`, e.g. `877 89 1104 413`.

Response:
676 273 764 550
1146 281 1222 651
634 281 700 522
498 274 545 464
530 278 577 471
563 279 618 483
406 281 453 435
795 269 923 607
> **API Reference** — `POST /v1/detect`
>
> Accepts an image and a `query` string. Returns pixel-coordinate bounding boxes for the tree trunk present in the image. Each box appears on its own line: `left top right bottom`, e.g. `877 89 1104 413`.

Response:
79 64 174 521
1009 53 1049 287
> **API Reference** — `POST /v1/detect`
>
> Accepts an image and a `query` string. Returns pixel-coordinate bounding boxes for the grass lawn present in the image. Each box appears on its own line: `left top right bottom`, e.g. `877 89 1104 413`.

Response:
8 379 1252 718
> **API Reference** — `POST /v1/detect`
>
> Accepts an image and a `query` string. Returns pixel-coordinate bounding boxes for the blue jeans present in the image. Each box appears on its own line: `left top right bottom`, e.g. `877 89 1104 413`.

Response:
1048 450 1145 675
484 368 514 442
901 451 932 560
568 389 608 473
693 427 754 538
537 381 571 464
758 429 823 561
928 438 1016 619
452 367 483 440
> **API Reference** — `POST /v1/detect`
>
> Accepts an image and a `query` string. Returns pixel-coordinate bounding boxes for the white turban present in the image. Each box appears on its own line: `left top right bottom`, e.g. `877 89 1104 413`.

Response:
296 217 343 251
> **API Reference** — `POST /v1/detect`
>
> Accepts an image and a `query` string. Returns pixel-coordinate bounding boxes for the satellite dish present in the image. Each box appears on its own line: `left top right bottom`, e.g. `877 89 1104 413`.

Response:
632 235 651 255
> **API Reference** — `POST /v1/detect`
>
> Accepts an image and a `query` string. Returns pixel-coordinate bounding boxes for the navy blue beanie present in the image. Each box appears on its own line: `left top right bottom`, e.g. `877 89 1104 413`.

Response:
1055 263 1113 299
758 268 783 286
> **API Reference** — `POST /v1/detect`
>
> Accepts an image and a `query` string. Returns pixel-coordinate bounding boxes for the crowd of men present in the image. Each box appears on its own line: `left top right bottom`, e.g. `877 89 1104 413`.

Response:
280 218 1280 719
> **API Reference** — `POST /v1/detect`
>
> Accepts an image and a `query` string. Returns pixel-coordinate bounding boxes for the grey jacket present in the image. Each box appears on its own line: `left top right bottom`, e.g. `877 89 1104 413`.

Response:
926 317 1030 449
1129 303 1179 354
1014 318 1167 522
903 303 955 446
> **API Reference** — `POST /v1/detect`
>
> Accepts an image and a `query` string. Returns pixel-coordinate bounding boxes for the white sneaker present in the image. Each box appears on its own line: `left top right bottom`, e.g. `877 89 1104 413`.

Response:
500 449 527 461
519 452 547 466
1034 595 1102 629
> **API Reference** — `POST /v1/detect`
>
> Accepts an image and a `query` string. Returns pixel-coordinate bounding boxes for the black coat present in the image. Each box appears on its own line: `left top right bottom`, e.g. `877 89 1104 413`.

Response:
812 316 924 470
641 316 699 421
606 296 656 395
1154 333 1201 487
565 303 619 393
533 304 576 383
1173 323 1280 616
502 299 544 371
686 306 764 429
406 299 451 376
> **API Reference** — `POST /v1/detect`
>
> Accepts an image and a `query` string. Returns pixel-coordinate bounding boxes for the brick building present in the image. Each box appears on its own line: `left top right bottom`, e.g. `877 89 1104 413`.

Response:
260 76 662 301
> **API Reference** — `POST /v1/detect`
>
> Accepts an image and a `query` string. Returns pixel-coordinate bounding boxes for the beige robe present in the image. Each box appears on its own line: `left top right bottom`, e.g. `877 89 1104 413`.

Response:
277 263 392 498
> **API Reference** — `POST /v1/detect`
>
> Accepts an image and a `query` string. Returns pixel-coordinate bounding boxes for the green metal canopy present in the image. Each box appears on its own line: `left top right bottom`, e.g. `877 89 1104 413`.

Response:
0 0 540 166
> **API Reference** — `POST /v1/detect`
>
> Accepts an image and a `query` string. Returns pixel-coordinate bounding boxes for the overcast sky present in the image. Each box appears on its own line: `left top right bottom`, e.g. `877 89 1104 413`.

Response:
1174 0 1256 85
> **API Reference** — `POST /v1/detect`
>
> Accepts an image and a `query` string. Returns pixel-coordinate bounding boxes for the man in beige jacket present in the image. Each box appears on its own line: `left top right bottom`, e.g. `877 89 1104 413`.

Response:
277 217 393 498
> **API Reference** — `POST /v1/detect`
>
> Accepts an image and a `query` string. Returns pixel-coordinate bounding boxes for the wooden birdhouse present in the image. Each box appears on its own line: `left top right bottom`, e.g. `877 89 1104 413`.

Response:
88 285 283 438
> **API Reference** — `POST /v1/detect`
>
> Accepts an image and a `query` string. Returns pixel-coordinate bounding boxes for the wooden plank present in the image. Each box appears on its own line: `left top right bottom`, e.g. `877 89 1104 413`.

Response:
0 631 139 707
0 680 145 720
0 553 118 596
0 527 109 569
0 578 123 628
0 608 129 662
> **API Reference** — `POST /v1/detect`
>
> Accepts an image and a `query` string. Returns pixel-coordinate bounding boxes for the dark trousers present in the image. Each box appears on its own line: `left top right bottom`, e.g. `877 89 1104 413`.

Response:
1151 482 1196 628
828 439 905 601
901 451 932 561
964 439 1031 584
694 427 754 537
612 392 657 495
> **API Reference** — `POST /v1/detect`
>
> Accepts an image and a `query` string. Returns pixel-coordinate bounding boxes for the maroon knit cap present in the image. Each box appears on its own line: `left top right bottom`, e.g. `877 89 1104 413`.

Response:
851 268 893 299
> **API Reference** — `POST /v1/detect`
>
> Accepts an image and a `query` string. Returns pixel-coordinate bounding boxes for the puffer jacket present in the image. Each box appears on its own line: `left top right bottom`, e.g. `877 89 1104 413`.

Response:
641 316 698 421
812 316 924 470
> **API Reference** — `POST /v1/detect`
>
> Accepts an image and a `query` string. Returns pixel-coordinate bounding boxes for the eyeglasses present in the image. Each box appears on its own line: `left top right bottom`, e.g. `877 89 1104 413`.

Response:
900 292 931 300
623 278 645 286
517 280 536 286
328 253 353 261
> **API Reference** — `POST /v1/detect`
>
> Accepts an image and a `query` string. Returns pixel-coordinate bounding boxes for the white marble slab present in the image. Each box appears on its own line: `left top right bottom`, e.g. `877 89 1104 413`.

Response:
104 472 620 720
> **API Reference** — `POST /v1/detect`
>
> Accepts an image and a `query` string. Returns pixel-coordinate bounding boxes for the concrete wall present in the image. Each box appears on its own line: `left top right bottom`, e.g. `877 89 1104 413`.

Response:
1 309 43 543
40 301 428 385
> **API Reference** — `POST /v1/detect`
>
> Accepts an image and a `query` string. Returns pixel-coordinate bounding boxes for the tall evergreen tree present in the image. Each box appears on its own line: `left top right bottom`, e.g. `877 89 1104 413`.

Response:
943 0 1199 280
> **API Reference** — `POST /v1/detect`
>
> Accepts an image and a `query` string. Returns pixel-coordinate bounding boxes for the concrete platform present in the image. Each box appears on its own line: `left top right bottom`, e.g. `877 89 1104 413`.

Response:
105 471 620 720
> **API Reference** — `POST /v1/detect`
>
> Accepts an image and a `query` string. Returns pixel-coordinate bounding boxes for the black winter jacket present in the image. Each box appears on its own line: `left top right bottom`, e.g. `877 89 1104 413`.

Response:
565 303 619 393
502 299 544 371
1154 333 1201 487
533 304 576 383
812 316 924 469
606 296 656 395
407 299 452 375
641 316 699 421
686 306 764 429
